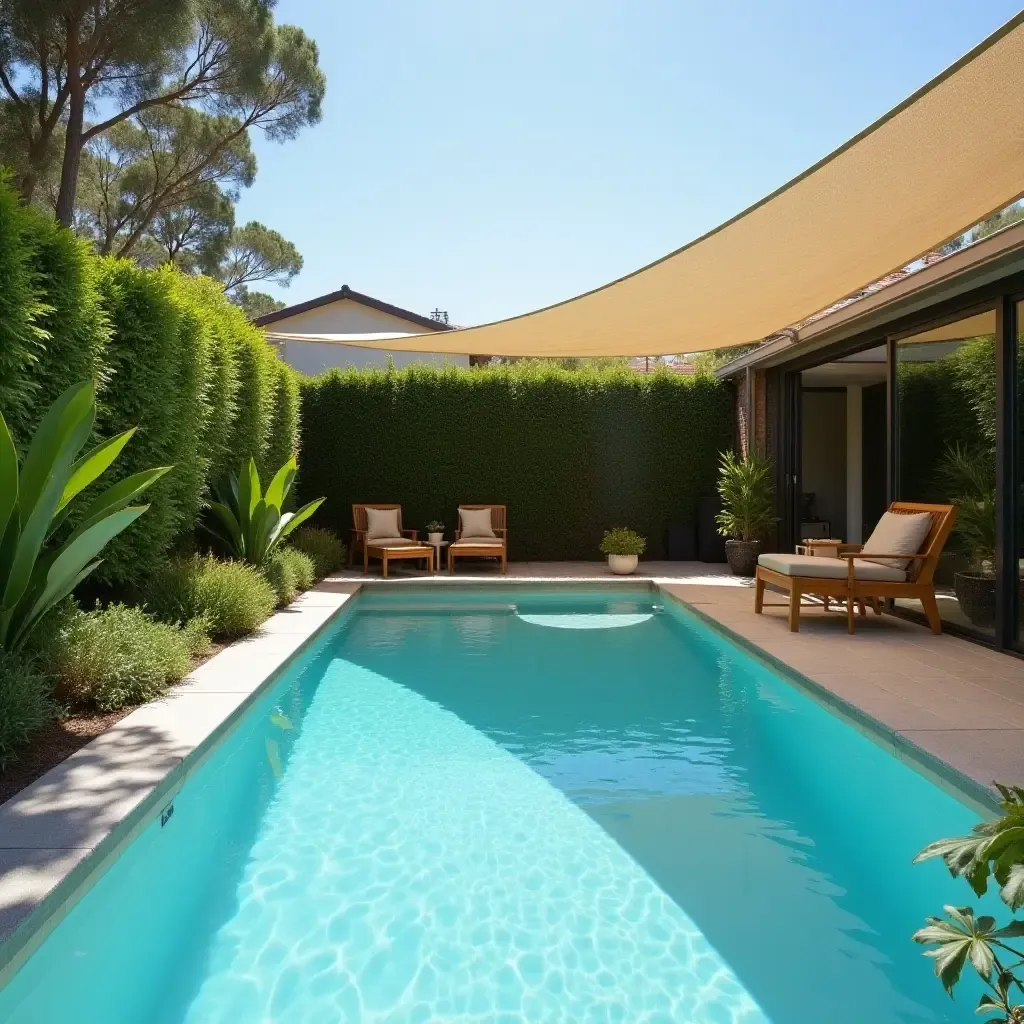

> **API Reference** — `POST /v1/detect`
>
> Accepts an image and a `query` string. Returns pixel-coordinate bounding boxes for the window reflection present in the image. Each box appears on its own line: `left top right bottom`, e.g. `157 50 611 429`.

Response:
895 310 997 638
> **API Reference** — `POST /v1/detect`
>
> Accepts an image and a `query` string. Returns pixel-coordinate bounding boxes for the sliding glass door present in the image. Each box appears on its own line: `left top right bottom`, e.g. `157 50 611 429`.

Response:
893 309 998 640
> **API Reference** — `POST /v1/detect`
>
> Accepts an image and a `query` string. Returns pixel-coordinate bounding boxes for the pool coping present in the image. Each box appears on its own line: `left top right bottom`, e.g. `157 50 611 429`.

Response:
656 586 1002 817
0 577 1001 993
0 585 362 987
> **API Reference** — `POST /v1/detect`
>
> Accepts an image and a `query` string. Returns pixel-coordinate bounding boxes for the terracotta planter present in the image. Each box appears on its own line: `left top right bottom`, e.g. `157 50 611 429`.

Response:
725 539 761 577
607 554 639 575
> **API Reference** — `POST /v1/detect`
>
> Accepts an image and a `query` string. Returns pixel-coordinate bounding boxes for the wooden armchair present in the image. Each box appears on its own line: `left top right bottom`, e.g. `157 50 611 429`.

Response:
350 504 422 571
754 502 957 634
448 504 507 574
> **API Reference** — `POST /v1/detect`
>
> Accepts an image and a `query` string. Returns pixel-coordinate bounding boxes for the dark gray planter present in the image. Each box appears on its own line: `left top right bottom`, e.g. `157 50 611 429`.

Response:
953 571 996 628
725 539 761 577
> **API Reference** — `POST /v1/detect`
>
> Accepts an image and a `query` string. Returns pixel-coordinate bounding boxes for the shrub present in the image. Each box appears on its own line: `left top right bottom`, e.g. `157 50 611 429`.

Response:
263 358 301 482
23 209 109 429
0 650 57 771
290 526 346 578
146 556 276 640
279 547 316 591
224 322 275 473
264 550 297 607
0 174 47 451
93 259 198 587
298 364 734 559
599 527 647 556
45 604 192 712
181 616 213 659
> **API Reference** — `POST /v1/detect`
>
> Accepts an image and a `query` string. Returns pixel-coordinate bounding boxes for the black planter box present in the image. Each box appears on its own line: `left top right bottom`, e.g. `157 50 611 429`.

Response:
696 496 727 562
664 524 696 560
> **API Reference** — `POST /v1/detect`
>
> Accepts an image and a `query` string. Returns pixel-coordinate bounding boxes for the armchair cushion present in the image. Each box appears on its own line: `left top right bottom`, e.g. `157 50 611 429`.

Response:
366 507 400 541
368 537 423 548
758 553 906 582
459 507 496 539
860 511 933 570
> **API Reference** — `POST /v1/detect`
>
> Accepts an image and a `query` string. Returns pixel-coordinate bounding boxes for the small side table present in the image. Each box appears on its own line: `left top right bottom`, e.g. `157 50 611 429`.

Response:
796 539 844 559
425 539 449 572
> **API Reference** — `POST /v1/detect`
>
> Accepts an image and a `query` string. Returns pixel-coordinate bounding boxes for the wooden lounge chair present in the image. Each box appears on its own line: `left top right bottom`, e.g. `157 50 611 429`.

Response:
754 502 957 634
350 503 433 577
448 505 507 574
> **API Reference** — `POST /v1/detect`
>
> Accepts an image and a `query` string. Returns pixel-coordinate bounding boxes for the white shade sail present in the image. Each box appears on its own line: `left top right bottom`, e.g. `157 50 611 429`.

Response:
290 14 1024 359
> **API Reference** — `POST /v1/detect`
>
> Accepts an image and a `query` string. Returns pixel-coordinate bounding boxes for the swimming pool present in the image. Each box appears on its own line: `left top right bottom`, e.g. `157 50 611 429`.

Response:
0 586 991 1022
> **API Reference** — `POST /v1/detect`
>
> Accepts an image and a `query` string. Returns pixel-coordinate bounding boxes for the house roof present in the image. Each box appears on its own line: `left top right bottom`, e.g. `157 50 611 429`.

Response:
309 14 1024 358
253 284 454 331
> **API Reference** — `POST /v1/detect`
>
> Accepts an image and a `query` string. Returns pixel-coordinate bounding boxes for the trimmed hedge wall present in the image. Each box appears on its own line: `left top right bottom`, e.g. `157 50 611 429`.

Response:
298 365 734 560
0 174 300 591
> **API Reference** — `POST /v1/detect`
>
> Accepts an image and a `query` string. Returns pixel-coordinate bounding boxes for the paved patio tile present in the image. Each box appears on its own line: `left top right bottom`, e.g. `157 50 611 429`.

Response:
900 729 1024 789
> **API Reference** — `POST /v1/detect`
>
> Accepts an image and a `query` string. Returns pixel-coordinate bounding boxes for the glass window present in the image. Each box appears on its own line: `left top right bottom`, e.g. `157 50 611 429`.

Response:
895 310 997 639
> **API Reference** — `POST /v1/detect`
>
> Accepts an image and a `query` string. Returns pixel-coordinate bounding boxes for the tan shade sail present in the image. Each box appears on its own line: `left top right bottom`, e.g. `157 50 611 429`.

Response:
279 14 1024 359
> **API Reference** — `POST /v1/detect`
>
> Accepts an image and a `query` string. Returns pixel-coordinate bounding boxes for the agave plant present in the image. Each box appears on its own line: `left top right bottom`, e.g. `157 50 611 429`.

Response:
205 457 324 566
0 381 171 651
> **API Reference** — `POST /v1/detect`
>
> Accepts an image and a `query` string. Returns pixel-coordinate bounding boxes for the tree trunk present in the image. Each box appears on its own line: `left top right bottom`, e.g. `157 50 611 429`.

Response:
54 79 85 227
18 171 37 203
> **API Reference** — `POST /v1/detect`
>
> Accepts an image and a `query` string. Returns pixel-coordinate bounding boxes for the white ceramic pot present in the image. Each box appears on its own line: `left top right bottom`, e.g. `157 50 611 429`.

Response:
428 532 443 544
607 553 638 575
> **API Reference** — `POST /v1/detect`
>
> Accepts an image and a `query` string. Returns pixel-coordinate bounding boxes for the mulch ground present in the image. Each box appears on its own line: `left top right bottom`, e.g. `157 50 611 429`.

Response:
0 708 137 805
0 641 228 806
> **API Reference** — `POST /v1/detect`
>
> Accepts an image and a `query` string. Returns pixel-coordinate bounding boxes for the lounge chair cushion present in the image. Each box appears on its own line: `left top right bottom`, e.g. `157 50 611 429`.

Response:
367 537 422 548
365 507 400 540
859 511 933 570
758 553 906 582
451 537 505 549
459 507 496 538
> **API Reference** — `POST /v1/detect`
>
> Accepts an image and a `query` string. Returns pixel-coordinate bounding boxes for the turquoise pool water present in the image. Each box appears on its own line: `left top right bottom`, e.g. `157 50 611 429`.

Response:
0 587 990 1022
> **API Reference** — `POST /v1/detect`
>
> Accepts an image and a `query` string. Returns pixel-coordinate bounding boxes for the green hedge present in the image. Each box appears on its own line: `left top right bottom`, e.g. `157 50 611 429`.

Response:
298 365 734 559
0 169 299 591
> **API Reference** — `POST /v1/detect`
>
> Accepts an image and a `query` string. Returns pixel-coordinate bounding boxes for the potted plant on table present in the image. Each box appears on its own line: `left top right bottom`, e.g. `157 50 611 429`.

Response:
600 528 646 575
425 520 445 544
941 444 999 628
715 450 775 576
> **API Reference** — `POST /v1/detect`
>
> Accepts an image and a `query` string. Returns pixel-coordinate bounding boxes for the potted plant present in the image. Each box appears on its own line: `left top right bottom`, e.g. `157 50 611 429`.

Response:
715 450 775 576
425 520 445 544
600 528 646 575
941 444 999 627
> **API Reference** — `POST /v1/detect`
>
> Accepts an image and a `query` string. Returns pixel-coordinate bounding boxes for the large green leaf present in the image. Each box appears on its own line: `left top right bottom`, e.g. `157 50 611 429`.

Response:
276 498 325 542
57 428 137 514
8 506 148 649
17 381 94 520
62 467 172 546
237 458 258 537
10 560 102 652
207 501 244 557
264 457 296 511
0 416 17 546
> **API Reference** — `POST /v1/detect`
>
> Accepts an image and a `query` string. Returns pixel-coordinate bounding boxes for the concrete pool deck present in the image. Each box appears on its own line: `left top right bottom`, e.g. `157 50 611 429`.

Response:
1 561 1022 982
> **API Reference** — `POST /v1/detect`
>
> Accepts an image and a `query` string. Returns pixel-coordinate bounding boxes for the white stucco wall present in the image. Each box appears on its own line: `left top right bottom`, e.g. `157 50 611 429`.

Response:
263 297 470 374
278 339 469 375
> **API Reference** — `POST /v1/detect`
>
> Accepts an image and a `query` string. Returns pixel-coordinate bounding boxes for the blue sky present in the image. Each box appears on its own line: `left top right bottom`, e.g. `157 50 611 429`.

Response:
235 1 1022 326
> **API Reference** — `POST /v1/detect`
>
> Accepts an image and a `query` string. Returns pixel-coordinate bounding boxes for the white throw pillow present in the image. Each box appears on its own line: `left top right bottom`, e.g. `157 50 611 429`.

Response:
365 506 400 541
861 511 933 570
460 507 496 539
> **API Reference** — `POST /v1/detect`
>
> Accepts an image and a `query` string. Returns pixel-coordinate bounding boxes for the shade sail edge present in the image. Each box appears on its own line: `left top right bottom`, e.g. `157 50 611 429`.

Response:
269 13 1024 359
